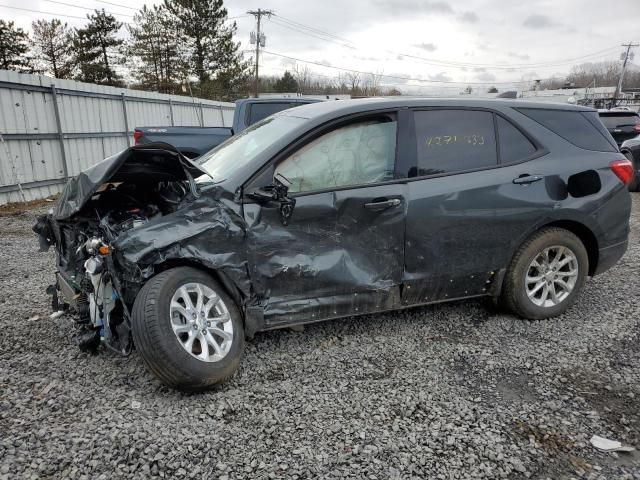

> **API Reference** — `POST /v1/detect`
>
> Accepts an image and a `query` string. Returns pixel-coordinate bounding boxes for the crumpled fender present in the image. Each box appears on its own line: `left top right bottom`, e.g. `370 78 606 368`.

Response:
112 191 252 300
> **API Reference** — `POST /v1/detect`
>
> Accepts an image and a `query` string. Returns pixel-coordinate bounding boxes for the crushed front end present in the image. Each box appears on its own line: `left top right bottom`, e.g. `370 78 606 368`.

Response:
33 143 206 355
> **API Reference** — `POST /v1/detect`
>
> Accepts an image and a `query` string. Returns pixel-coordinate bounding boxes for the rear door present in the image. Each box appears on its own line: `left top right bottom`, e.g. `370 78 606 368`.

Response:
244 112 407 327
402 108 551 304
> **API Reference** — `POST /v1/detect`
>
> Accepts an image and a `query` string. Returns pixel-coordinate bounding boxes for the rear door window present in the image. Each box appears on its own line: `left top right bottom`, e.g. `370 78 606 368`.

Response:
496 116 537 163
412 110 498 176
517 108 617 152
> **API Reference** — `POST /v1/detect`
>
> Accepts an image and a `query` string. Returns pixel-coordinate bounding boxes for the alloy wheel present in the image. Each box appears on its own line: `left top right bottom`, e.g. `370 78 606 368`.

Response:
169 282 234 362
525 246 579 308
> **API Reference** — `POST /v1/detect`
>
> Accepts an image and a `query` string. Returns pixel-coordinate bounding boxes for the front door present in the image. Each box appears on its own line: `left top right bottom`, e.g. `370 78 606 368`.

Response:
244 114 407 327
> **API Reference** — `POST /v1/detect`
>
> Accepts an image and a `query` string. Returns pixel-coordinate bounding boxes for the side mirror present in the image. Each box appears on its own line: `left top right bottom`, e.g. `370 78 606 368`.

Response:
274 172 292 190
273 173 296 226
247 186 276 203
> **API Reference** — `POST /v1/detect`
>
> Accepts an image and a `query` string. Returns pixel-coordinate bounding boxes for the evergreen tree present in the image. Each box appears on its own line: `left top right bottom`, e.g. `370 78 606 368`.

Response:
164 0 250 98
31 19 74 78
0 20 31 72
127 5 188 93
274 71 298 92
74 10 124 86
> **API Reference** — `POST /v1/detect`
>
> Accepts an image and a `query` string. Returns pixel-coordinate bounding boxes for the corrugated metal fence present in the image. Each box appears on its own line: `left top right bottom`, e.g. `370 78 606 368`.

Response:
0 70 235 205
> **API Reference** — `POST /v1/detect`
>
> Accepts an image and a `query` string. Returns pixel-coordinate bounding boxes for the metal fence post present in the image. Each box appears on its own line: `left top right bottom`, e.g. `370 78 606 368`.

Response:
199 102 204 127
50 84 70 180
121 93 131 146
218 105 225 127
168 99 175 126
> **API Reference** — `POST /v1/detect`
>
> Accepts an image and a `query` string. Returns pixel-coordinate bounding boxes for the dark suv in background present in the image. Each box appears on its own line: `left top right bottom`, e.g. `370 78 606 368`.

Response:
36 98 633 390
598 109 640 190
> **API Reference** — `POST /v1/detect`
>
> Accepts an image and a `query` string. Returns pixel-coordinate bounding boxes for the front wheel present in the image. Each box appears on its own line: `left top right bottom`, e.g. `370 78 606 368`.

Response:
501 228 589 319
132 267 244 391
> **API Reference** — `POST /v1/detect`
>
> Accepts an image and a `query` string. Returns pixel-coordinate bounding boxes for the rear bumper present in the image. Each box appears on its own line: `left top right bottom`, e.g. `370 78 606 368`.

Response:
593 240 628 276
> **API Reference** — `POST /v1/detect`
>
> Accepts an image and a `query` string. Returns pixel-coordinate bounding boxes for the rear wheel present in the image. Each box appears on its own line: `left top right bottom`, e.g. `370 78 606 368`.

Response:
501 228 588 319
623 151 639 192
132 267 244 391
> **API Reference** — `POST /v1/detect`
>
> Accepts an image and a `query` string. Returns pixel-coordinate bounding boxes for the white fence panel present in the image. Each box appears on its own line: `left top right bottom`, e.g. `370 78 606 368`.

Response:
0 70 235 205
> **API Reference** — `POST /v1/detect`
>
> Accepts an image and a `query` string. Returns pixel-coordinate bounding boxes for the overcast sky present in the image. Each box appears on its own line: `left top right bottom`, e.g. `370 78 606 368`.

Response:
4 0 640 94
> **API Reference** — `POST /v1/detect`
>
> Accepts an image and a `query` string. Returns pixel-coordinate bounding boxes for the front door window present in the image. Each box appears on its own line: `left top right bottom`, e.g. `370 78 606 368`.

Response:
274 119 397 193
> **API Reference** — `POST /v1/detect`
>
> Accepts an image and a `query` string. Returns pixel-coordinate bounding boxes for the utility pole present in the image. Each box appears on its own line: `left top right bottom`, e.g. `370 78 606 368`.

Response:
614 42 638 106
247 9 273 98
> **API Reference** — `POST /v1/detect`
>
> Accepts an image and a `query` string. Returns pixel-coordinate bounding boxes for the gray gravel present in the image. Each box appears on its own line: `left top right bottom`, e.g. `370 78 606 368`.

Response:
1 195 640 480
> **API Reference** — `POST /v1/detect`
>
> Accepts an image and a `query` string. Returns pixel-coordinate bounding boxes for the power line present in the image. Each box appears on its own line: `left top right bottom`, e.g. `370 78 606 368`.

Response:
94 0 138 11
269 17 356 50
0 3 90 20
261 50 560 85
43 0 134 18
270 18 619 71
273 14 623 70
274 14 355 46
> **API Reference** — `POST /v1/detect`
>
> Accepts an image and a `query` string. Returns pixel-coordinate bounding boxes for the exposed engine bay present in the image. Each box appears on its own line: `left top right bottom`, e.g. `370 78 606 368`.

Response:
34 144 205 354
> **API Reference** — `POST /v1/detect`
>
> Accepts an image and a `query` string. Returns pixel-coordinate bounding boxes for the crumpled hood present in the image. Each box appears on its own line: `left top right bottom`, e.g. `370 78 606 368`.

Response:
52 142 208 220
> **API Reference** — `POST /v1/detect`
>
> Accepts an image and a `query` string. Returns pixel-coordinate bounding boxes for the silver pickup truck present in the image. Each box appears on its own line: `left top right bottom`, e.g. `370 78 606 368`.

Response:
133 97 319 158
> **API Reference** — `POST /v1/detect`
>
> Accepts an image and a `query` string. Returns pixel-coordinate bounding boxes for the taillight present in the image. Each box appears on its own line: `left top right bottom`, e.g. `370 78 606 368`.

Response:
133 129 143 144
609 158 634 185
633 124 640 133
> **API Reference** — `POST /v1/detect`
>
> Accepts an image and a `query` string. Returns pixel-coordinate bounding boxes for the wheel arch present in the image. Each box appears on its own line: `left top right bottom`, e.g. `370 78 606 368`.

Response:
530 220 599 276
152 259 246 315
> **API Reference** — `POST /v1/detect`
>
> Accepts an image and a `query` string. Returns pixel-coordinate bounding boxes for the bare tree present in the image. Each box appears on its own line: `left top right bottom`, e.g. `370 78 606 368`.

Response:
363 71 383 96
293 63 312 93
344 71 361 95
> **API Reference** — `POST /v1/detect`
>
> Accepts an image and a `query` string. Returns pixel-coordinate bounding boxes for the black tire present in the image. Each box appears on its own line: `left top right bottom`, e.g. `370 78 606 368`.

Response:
132 267 244 391
623 151 639 192
501 228 589 319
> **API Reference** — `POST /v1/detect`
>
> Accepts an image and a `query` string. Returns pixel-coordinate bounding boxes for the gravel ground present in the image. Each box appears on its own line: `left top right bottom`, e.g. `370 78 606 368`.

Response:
1 195 639 480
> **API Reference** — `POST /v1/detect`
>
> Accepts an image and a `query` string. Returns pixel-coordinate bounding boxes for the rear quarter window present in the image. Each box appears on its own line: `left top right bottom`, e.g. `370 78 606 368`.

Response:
496 116 537 163
517 108 617 152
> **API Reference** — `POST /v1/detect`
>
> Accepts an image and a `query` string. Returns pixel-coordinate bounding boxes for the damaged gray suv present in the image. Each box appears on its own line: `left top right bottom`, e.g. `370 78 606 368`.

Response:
35 98 633 390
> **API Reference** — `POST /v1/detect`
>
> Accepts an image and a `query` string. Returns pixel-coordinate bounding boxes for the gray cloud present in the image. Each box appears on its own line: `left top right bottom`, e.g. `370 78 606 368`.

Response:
458 12 478 23
523 14 554 29
428 71 453 82
414 42 437 52
507 51 531 60
423 1 454 14
476 72 497 82
372 0 453 16
386 73 412 84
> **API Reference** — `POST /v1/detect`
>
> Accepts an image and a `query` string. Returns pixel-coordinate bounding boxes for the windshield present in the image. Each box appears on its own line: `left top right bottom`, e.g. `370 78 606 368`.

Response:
196 115 306 183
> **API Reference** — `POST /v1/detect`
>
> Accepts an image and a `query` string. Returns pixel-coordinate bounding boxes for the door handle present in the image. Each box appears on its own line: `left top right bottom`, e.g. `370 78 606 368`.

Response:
364 198 401 211
513 175 544 185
